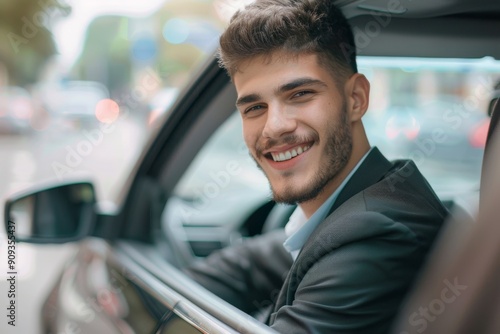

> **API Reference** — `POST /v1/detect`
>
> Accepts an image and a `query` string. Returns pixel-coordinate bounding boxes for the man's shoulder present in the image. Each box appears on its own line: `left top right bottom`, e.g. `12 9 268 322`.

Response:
365 158 449 236
300 208 418 262
296 157 448 268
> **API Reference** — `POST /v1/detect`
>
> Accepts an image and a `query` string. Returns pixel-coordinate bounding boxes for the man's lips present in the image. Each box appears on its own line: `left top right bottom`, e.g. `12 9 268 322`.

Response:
264 143 312 162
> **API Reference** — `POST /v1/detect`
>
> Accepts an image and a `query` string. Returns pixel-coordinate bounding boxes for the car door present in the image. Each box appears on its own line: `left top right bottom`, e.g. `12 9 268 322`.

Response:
42 238 242 334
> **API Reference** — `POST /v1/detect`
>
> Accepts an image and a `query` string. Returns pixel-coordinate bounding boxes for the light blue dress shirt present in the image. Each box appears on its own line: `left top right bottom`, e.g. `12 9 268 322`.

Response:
283 148 373 260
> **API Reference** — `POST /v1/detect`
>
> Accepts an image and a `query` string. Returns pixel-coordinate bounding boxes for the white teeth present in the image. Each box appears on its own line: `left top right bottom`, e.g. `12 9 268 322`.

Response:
271 145 311 162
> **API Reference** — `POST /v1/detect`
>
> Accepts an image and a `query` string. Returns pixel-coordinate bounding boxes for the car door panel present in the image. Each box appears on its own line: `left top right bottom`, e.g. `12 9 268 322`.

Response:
42 238 169 334
41 238 247 334
115 241 279 334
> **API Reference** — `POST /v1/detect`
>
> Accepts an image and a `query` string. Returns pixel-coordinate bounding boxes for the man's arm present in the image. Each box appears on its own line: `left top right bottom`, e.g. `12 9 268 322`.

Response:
184 229 293 314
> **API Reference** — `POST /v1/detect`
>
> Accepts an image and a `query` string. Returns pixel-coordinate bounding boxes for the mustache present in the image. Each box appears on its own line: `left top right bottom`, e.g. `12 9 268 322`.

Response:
255 133 318 157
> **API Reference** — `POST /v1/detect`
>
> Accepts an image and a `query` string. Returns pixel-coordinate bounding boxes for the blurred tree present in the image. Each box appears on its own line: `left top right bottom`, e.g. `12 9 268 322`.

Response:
0 0 70 86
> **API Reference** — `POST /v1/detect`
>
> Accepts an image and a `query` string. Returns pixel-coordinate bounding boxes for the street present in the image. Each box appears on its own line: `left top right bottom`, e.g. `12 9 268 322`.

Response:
0 115 148 333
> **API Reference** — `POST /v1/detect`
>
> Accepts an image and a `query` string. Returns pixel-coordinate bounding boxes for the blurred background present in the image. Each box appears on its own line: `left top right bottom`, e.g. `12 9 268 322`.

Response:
0 0 241 332
0 0 499 333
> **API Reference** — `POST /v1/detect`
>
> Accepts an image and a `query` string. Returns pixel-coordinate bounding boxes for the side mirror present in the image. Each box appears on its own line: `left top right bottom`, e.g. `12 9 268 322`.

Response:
4 182 97 243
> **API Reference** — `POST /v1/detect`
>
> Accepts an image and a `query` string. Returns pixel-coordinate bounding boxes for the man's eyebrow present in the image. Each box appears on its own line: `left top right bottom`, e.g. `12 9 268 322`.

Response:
276 78 327 94
236 93 262 107
235 78 327 107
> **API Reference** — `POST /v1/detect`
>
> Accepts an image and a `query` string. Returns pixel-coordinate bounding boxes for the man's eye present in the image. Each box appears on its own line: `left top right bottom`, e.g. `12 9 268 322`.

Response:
292 90 313 98
245 105 264 114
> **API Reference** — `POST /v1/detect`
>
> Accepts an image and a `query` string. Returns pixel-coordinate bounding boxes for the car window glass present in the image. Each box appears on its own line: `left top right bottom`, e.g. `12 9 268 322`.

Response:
359 57 500 196
174 112 269 202
163 112 270 257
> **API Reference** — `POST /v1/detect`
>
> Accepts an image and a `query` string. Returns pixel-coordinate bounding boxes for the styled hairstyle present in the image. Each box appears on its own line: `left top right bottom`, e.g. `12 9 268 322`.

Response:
218 0 357 80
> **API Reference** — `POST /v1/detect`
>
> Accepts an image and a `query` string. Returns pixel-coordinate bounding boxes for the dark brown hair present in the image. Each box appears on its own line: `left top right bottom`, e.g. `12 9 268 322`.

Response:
218 0 357 80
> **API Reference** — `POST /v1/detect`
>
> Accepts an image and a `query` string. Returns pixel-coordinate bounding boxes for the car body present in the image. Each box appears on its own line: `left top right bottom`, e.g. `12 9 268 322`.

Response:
3 0 500 333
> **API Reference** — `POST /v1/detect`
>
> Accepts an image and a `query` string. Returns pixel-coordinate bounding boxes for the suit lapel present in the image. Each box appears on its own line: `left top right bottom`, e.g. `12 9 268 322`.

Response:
327 147 392 216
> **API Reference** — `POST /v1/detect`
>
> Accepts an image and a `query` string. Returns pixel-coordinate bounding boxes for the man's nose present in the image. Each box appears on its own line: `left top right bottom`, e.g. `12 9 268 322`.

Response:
262 104 297 138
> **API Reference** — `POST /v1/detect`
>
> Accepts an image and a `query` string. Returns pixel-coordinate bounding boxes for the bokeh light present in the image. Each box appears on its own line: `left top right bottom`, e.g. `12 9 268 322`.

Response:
470 119 490 148
385 115 420 140
95 99 120 124
11 98 33 120
162 18 190 44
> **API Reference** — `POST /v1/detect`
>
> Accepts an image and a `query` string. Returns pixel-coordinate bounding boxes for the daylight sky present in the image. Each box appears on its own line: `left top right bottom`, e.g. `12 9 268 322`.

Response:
53 0 165 68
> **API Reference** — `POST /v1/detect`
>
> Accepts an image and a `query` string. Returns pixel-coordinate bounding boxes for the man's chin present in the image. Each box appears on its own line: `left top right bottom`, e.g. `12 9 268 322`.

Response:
271 187 297 205
271 186 321 206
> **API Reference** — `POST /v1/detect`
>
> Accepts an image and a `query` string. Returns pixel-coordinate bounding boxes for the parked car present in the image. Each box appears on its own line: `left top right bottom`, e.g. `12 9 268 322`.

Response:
34 81 110 129
4 0 500 333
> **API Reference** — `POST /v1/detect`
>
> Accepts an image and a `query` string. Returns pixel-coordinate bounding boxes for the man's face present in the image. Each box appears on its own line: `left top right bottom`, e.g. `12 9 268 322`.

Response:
234 53 353 206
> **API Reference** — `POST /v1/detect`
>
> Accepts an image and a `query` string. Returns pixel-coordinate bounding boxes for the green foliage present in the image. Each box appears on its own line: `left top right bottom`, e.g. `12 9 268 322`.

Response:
0 0 71 85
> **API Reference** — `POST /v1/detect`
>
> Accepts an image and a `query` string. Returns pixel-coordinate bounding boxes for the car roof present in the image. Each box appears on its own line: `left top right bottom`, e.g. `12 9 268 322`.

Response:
340 0 500 59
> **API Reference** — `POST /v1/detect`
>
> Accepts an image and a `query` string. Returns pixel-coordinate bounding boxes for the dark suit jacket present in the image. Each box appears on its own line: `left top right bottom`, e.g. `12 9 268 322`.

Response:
186 148 448 333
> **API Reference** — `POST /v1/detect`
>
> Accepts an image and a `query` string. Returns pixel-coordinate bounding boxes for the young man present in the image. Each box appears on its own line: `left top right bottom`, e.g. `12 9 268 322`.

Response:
186 0 448 332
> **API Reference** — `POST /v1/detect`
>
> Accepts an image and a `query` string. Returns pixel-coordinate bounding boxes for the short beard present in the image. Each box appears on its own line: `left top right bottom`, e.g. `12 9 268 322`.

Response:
252 101 352 205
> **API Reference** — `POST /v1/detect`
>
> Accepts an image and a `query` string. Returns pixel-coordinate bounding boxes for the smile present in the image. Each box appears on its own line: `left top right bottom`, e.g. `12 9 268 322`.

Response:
270 145 311 162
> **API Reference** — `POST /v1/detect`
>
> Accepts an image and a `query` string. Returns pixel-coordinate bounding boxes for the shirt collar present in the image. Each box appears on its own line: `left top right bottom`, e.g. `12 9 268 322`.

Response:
283 147 373 260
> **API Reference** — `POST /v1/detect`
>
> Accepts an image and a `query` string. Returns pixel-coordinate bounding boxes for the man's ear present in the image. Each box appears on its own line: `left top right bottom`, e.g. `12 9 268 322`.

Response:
345 73 370 122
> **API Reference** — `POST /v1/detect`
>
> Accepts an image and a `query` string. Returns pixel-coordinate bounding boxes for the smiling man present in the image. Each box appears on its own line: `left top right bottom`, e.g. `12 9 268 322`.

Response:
186 0 448 332
234 51 367 218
